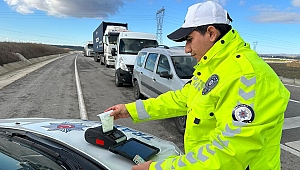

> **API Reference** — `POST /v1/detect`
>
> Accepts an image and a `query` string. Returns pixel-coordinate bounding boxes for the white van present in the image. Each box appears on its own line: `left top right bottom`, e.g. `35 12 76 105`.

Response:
112 32 158 87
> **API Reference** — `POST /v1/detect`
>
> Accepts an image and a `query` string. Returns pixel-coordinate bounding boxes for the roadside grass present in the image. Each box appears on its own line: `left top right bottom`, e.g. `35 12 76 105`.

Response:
0 42 70 66
268 62 300 79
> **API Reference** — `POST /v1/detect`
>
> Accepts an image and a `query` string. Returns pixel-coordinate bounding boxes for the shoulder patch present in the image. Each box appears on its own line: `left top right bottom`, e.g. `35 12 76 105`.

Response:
232 104 255 123
202 74 219 95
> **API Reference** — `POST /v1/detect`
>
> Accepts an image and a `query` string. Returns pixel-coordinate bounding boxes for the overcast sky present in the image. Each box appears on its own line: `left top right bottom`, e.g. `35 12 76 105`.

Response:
1 0 300 54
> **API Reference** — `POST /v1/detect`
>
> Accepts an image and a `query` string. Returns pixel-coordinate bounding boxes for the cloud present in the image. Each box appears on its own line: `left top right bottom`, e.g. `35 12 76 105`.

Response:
251 11 300 23
239 0 246 5
3 0 132 18
250 3 300 23
292 0 300 7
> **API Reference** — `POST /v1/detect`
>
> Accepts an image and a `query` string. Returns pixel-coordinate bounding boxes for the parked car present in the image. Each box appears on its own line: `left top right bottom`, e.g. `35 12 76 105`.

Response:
0 118 182 169
132 45 197 134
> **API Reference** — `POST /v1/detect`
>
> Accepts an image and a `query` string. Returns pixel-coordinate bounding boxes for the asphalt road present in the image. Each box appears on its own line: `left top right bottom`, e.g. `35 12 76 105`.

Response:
0 52 299 169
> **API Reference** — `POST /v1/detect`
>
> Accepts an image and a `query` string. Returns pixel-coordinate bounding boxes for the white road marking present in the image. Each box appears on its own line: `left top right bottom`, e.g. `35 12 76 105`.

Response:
286 141 300 152
75 54 88 120
281 116 300 157
290 99 300 104
284 84 300 88
284 84 300 103
283 116 300 130
281 144 300 157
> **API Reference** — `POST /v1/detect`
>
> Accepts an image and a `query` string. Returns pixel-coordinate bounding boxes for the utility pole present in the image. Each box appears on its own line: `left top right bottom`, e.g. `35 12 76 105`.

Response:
156 7 165 44
253 42 258 51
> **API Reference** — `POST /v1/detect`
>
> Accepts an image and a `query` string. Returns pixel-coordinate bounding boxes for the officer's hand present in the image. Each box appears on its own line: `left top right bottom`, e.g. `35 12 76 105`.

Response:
105 104 130 120
132 161 152 170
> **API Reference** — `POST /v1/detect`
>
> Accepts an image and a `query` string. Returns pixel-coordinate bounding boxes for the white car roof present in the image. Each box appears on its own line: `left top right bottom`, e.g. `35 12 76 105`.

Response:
141 46 190 57
0 118 182 170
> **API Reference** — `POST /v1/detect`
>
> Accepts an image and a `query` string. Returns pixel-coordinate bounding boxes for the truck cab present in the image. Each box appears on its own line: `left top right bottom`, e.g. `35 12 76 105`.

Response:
101 26 127 67
113 32 158 87
84 41 94 57
93 22 128 66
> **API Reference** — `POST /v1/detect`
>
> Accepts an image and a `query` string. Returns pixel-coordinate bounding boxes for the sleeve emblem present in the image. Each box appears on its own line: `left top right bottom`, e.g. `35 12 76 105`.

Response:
202 74 219 95
232 104 255 123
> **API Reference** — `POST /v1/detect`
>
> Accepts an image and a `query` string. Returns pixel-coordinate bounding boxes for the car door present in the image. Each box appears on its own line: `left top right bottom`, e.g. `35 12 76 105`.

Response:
140 53 158 98
133 51 147 89
152 54 174 96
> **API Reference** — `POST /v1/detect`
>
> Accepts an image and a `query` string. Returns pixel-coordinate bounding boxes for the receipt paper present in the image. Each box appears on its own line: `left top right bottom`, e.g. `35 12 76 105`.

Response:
97 110 114 133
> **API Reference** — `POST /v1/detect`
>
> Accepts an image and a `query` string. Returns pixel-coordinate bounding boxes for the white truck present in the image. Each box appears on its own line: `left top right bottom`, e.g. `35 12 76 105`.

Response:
101 26 127 67
84 41 94 57
112 31 158 86
93 22 128 67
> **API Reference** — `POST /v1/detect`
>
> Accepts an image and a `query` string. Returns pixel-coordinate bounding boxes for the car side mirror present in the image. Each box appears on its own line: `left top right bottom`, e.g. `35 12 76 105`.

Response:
160 71 172 79
111 48 117 56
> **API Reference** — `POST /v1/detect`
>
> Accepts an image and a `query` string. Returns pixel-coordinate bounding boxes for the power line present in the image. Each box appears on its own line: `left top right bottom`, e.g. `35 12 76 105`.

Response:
253 42 258 51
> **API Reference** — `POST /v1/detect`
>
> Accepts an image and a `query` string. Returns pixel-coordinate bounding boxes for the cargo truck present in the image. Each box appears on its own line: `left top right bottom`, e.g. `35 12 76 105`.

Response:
84 41 94 57
93 22 128 67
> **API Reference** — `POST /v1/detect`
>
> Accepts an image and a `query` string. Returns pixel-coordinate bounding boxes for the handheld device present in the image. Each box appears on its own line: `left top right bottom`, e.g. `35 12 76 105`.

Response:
84 126 127 149
109 138 160 162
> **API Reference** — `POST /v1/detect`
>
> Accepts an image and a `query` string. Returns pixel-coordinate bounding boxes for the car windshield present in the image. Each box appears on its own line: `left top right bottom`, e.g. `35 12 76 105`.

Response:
119 39 158 55
0 130 106 170
108 35 118 44
0 135 65 170
171 56 197 79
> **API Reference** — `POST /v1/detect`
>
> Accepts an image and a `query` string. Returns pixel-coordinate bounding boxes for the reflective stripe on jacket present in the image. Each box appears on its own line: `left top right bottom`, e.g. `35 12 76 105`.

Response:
125 29 290 170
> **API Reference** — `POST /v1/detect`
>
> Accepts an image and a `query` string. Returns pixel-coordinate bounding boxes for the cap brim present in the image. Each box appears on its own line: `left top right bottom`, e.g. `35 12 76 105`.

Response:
167 27 195 42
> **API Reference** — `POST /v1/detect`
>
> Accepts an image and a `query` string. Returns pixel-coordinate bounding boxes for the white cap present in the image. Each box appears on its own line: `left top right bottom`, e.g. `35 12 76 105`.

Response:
167 1 232 42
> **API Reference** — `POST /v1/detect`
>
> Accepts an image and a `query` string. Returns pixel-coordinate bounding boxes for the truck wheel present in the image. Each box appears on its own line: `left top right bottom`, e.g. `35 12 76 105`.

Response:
115 73 123 87
94 56 99 62
133 81 144 99
100 56 104 65
175 116 186 134
104 58 109 68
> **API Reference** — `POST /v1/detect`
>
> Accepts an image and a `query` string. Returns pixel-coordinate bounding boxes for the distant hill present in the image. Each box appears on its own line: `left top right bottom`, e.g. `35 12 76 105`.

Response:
51 45 84 51
259 54 300 60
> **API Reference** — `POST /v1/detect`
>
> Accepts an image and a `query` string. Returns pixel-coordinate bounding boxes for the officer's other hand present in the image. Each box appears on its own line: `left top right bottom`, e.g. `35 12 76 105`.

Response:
105 104 130 120
132 160 152 170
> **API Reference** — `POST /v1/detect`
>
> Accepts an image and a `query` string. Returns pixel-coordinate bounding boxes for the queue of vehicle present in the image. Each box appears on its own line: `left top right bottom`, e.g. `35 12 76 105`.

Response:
87 21 195 134
91 21 158 87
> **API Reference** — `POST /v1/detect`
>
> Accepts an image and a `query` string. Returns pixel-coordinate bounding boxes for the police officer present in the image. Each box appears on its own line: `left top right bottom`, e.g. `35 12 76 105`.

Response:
105 1 290 169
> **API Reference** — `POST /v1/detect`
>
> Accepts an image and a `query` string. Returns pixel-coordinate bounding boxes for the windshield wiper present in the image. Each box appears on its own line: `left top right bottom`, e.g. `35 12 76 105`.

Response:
0 129 106 170
10 132 83 170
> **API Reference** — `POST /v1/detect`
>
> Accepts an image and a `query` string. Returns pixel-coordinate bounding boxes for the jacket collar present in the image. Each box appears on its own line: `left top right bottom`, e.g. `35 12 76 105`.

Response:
196 29 240 67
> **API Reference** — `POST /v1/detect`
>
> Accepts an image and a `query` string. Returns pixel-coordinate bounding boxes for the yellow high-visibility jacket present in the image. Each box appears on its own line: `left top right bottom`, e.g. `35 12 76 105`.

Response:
125 29 290 170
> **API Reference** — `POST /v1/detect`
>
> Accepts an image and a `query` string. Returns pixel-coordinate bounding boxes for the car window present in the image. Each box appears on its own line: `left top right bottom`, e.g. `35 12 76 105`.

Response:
0 136 65 170
171 56 196 79
156 54 170 74
119 39 158 55
136 52 147 67
144 53 158 72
